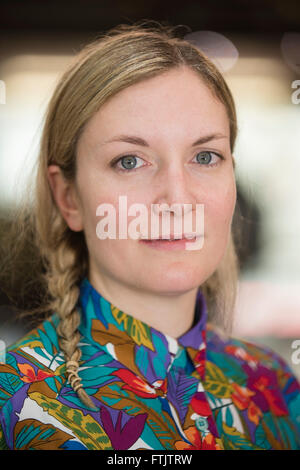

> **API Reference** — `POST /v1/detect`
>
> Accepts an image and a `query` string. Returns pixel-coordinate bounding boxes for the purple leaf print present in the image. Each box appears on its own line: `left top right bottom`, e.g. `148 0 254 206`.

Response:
100 407 147 449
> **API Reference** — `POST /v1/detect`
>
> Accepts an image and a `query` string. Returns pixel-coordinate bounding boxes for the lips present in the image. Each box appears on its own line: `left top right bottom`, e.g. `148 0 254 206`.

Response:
150 238 188 241
139 235 202 251
140 233 200 241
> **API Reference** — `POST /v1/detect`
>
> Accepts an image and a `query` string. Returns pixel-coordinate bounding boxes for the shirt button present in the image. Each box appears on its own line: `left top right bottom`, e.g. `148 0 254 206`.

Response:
195 415 209 433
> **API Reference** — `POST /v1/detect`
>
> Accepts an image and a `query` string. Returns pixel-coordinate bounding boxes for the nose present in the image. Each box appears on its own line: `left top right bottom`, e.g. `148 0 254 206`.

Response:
141 161 205 240
152 163 198 216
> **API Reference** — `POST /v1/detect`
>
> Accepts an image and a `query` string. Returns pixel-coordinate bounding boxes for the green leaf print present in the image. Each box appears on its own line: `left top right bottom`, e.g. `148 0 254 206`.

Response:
222 422 263 450
111 306 155 351
29 392 113 450
204 361 233 398
207 350 248 385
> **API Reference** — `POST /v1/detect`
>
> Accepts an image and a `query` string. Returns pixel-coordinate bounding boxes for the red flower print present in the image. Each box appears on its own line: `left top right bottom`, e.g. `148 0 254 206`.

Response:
252 375 288 416
112 369 167 398
225 345 258 368
18 362 55 383
247 400 263 426
231 383 255 409
243 362 290 417
231 383 263 426
175 426 222 450
190 392 212 417
194 349 205 380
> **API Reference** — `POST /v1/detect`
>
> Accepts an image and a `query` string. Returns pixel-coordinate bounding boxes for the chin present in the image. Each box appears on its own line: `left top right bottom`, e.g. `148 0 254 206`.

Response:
141 268 205 294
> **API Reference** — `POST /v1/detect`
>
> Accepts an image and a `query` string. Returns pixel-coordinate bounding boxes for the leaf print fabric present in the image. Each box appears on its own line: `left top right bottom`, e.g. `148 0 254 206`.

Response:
0 276 300 450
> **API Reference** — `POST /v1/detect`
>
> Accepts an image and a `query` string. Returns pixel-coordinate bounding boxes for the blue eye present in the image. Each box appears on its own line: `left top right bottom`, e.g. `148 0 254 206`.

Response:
111 154 144 172
195 151 222 167
111 150 224 173
120 155 137 170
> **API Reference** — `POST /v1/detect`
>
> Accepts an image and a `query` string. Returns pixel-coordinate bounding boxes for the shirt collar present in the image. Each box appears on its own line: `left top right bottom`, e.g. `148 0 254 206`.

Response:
78 277 207 383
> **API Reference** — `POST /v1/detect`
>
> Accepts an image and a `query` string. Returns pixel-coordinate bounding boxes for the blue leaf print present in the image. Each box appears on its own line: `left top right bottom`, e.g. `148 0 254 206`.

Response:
277 416 298 449
80 366 119 388
15 423 43 449
207 350 248 385
92 290 109 328
45 377 58 394
225 406 233 427
37 329 54 357
0 372 23 397
61 440 88 450
83 350 114 368
41 320 60 351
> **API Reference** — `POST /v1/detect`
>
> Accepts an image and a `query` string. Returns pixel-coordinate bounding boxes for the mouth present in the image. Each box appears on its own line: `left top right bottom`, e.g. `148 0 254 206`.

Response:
140 233 201 241
138 234 203 251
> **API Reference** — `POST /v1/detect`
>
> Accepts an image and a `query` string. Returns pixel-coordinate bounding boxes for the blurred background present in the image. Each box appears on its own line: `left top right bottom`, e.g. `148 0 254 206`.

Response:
0 0 299 377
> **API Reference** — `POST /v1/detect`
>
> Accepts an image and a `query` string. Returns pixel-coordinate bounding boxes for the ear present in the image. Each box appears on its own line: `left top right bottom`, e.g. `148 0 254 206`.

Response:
47 165 83 232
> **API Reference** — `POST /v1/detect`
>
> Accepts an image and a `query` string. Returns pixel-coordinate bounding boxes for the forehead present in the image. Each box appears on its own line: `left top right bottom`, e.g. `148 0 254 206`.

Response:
80 67 229 147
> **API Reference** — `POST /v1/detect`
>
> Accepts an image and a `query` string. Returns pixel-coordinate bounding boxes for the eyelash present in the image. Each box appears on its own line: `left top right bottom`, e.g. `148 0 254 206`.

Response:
110 151 225 173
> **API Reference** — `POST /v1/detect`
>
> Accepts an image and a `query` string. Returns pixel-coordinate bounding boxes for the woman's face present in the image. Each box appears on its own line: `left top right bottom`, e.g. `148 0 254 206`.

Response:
71 66 236 295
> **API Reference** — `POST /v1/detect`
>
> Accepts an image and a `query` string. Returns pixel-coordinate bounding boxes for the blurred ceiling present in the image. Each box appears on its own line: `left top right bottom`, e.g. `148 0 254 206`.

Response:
0 0 299 34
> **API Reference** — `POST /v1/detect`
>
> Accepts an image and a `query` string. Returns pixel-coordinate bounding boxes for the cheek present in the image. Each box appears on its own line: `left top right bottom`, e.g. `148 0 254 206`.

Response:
205 180 236 232
82 189 140 247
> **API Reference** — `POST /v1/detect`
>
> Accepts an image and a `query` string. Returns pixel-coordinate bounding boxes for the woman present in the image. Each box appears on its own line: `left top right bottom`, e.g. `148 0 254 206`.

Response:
0 21 299 451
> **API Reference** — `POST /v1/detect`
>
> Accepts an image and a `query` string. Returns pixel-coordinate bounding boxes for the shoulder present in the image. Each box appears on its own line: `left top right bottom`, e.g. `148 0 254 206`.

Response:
206 321 299 378
0 313 67 412
206 322 300 431
0 314 71 449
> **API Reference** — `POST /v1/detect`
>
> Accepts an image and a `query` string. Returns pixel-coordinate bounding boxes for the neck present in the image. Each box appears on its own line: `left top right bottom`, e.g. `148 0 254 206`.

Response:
89 271 199 338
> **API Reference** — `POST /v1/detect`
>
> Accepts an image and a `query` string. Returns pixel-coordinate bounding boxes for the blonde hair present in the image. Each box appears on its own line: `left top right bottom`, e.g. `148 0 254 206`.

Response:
0 20 239 409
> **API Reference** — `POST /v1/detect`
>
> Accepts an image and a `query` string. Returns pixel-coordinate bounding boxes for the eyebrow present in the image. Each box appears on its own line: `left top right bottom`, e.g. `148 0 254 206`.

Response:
100 133 228 147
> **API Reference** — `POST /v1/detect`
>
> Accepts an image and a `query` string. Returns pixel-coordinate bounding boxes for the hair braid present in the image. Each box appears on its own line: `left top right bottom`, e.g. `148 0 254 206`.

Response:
46 231 97 410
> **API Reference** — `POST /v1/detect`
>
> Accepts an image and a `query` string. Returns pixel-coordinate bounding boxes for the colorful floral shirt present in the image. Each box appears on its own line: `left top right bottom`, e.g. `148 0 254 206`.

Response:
0 277 300 450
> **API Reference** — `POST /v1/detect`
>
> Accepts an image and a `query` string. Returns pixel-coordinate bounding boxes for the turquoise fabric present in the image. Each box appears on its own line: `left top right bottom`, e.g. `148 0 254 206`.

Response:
0 277 300 450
